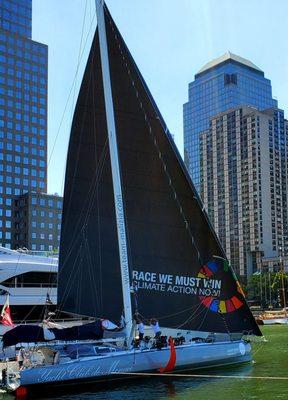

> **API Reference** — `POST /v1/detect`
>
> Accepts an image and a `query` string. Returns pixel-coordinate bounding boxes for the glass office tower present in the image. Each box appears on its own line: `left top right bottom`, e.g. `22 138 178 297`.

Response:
199 106 288 276
184 52 277 192
0 0 48 248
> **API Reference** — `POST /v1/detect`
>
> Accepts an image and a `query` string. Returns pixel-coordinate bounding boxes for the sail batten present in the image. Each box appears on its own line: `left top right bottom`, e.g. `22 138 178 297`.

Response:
57 3 261 336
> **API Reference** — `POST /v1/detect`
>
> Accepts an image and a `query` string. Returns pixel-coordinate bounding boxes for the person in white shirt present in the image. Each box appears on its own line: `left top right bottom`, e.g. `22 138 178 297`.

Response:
150 318 161 339
138 321 145 341
134 314 145 341
17 348 25 370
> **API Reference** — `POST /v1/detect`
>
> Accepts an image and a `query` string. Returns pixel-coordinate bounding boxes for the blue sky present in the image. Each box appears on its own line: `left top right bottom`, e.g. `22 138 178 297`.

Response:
32 0 288 195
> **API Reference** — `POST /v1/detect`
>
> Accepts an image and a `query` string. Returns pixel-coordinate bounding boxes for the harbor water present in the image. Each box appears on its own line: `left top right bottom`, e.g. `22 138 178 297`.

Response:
1 325 287 400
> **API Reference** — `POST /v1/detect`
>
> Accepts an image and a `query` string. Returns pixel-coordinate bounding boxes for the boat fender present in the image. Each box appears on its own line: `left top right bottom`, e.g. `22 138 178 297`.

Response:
43 328 56 341
16 386 28 399
158 337 176 373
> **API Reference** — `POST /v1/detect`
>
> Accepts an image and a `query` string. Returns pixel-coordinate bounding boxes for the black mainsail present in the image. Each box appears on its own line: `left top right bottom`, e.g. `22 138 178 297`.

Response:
58 4 261 336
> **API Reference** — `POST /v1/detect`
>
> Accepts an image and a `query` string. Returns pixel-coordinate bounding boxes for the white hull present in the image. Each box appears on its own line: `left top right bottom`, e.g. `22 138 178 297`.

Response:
5 340 251 392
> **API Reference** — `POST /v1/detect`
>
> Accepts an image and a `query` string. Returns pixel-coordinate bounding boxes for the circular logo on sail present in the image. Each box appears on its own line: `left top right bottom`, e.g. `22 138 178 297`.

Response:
198 260 245 314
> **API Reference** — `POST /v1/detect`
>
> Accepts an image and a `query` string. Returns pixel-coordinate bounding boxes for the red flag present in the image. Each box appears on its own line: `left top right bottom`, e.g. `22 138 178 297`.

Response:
1 295 14 327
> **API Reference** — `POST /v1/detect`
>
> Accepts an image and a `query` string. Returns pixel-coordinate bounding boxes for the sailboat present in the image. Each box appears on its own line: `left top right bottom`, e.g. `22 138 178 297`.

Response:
2 0 261 395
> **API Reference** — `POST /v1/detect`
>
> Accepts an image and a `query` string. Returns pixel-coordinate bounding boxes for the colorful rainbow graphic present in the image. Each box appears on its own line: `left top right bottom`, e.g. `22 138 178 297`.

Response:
198 261 244 314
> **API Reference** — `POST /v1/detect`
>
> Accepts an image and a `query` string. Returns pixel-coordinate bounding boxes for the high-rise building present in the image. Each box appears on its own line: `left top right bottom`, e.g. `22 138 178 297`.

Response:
0 0 48 248
184 52 277 192
13 192 63 252
199 106 288 276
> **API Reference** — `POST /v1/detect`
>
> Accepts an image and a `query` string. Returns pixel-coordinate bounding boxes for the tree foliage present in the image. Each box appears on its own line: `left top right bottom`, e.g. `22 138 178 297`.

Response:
246 272 288 308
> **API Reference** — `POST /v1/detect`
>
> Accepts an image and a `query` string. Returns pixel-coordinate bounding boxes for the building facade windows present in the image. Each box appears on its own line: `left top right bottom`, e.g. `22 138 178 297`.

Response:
199 106 288 276
0 0 48 248
13 192 63 252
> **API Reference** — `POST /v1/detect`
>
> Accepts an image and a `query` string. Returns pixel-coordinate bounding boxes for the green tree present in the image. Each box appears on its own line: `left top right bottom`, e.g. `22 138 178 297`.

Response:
246 272 288 308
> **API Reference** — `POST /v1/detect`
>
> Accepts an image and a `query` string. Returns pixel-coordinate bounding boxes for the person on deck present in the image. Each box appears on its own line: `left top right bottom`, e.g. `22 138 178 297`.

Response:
150 318 161 339
137 319 145 341
134 314 145 341
17 348 25 370
118 314 125 330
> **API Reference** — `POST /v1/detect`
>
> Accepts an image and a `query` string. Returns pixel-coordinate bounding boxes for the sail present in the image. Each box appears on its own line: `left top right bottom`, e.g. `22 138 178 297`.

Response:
58 3 261 336
57 27 124 321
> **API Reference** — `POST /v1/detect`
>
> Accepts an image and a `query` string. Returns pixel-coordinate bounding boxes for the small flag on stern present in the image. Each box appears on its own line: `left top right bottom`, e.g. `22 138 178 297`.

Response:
1 294 14 327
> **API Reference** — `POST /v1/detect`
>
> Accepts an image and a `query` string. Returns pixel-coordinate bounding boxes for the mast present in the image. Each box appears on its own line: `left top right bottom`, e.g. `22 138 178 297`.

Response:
279 248 287 317
95 0 133 336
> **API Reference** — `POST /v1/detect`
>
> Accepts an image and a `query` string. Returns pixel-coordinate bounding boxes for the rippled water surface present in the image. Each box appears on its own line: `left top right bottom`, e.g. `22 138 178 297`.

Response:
1 325 287 400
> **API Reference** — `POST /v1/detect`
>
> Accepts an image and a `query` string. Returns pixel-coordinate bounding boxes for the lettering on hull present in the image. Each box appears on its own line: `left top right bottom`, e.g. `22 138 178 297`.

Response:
33 360 133 383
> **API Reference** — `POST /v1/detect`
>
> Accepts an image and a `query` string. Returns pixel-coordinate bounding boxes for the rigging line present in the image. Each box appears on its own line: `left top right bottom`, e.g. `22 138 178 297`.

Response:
84 236 100 313
161 303 204 321
173 304 208 329
47 10 96 168
89 42 104 312
89 100 105 310
112 371 288 381
16 258 57 324
59 60 95 230
57 250 82 314
195 303 211 331
145 303 202 319
56 247 82 315
137 302 202 323
89 0 93 20
68 142 108 242
218 309 230 334
88 88 105 310
46 255 57 300
252 341 265 357
58 0 89 205
8 251 47 324
59 138 108 271
9 250 22 296
58 236 97 318
19 303 42 325
39 299 49 325
70 0 89 120
77 239 84 316
173 303 210 332
75 155 111 289
81 142 109 227
107 16 204 267
158 308 203 330
60 56 109 238
96 188 103 312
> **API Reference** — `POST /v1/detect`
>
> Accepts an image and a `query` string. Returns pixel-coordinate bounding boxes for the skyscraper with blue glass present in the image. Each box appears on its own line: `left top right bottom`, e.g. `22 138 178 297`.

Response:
0 0 48 248
184 52 277 192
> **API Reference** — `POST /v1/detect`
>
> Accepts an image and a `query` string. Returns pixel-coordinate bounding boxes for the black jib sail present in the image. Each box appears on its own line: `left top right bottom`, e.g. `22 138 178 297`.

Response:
57 3 261 336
